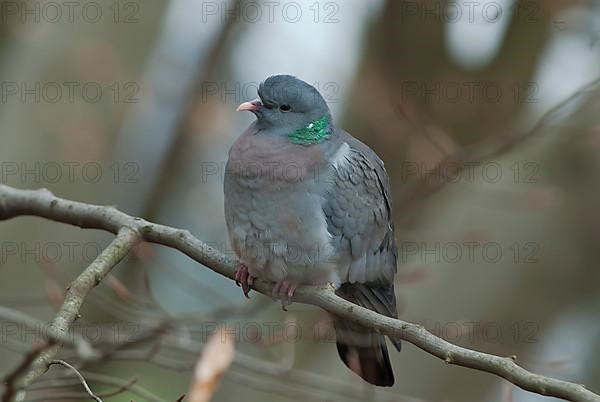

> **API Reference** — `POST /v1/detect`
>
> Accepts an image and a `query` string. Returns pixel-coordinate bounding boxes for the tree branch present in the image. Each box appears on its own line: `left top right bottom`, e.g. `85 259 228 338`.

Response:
3 219 139 394
1 343 50 402
0 183 598 402
47 360 103 402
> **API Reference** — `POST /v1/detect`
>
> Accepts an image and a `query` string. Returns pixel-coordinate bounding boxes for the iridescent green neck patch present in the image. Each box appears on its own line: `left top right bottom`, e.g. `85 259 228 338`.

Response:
288 115 331 145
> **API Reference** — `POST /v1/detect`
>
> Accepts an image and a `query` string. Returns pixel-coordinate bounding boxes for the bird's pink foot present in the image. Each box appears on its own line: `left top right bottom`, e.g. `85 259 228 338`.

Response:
234 264 255 298
271 279 299 310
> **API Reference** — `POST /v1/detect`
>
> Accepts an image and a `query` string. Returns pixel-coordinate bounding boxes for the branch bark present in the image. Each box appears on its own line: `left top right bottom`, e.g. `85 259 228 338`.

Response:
0 220 138 395
0 183 597 402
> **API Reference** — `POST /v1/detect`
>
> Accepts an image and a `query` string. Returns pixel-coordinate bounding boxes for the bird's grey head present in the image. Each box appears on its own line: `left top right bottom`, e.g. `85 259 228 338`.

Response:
237 75 333 145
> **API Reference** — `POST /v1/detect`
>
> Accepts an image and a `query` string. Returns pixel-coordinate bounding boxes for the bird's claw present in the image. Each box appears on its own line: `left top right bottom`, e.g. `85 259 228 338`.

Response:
271 280 299 309
234 264 255 298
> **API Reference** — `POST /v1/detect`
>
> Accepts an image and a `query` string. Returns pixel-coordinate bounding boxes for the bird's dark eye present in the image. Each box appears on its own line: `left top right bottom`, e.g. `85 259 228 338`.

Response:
279 104 291 112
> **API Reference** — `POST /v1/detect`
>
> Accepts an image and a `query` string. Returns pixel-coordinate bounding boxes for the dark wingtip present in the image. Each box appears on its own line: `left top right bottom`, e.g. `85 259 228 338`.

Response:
333 283 400 387
336 340 395 387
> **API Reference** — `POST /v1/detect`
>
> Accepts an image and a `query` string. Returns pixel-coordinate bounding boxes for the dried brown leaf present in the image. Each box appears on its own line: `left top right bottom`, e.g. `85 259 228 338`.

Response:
187 329 235 402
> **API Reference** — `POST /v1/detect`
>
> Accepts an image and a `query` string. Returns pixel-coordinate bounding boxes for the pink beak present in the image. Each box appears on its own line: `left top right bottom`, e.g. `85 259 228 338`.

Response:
236 99 263 112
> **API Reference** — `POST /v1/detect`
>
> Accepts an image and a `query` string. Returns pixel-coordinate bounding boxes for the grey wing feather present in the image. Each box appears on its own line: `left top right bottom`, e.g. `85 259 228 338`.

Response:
323 131 402 386
323 132 398 287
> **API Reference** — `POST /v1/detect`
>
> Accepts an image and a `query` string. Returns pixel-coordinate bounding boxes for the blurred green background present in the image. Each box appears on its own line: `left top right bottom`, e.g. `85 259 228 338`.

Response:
1 0 600 401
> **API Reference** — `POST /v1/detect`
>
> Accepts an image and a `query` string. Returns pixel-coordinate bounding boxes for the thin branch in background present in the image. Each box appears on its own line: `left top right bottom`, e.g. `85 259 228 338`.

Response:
27 375 138 399
85 290 165 321
396 76 600 224
103 273 162 311
0 184 598 402
9 226 139 392
24 393 101 402
142 0 248 219
47 360 103 402
151 256 231 306
96 376 139 398
25 372 164 402
1 343 50 402
4 292 416 402
69 313 421 402
396 101 453 159
0 307 92 356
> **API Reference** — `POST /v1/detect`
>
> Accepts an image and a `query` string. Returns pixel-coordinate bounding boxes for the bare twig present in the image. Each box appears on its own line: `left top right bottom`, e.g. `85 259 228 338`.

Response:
396 76 600 223
47 360 103 402
40 376 139 399
26 372 164 402
0 184 598 402
5 223 139 393
1 343 50 402
0 307 93 356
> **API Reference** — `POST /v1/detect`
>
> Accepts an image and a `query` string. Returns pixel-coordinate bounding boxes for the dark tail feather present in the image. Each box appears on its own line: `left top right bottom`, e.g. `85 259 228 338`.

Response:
334 319 395 386
333 283 400 387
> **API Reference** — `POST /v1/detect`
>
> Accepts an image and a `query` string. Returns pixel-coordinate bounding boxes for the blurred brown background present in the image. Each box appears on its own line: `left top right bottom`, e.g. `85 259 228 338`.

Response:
1 0 599 401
